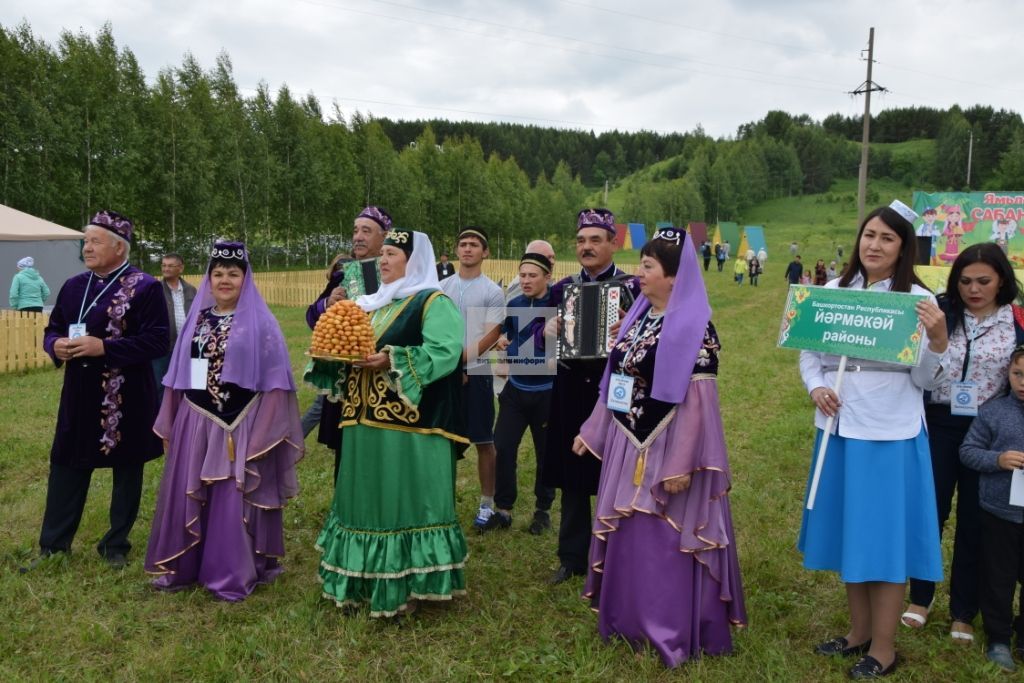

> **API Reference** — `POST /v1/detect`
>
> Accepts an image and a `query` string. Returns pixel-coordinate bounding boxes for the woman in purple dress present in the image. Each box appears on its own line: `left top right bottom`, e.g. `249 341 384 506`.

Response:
144 241 304 601
572 227 746 667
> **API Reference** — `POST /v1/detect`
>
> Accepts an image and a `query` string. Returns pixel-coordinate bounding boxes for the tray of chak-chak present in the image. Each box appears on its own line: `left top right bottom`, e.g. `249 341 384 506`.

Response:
308 299 375 362
558 281 628 360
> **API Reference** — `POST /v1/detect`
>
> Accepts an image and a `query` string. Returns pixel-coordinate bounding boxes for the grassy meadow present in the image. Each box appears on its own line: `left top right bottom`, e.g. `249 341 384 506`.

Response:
1 186 1008 681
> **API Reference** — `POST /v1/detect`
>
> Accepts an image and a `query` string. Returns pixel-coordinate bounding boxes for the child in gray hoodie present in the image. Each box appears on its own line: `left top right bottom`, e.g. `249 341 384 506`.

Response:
960 345 1024 672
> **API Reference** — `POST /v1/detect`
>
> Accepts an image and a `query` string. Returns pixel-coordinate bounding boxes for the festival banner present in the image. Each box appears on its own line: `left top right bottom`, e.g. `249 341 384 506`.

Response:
778 285 926 365
911 190 1024 267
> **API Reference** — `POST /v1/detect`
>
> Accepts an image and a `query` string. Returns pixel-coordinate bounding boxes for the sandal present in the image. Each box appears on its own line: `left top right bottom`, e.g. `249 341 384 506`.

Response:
950 621 975 644
900 603 930 629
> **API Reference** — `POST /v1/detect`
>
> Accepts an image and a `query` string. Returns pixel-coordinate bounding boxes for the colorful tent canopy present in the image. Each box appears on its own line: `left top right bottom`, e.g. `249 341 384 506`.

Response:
628 223 647 249
613 223 628 249
744 226 767 255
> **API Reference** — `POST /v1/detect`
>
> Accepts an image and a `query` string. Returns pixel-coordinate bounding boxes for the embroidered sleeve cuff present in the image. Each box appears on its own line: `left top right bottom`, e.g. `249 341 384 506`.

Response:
384 344 422 409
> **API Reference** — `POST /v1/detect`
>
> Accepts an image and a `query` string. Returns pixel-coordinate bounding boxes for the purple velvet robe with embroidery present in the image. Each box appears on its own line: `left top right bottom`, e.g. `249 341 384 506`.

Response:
43 265 168 468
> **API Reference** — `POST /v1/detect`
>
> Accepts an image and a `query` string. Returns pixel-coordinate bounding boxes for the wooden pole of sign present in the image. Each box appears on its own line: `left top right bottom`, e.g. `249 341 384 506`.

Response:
806 354 847 510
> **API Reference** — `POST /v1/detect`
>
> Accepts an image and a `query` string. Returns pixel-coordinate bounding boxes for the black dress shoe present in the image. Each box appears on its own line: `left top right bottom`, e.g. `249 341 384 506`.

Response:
549 565 585 584
18 549 63 574
849 653 897 679
105 553 128 570
814 636 872 657
527 511 551 535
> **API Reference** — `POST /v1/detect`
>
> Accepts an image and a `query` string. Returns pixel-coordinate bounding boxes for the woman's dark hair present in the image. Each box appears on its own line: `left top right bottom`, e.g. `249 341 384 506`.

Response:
838 206 925 292
640 232 683 276
942 242 1020 332
208 256 248 274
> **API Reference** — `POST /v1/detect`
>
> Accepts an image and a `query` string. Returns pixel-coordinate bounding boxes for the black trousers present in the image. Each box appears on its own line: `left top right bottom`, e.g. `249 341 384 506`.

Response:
39 462 145 557
557 487 592 572
716 258 725 272
702 256 711 271
494 383 555 513
909 405 980 621
980 510 1024 645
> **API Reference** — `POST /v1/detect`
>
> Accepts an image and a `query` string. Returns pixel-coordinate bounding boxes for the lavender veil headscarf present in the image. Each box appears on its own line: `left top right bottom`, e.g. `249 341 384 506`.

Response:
596 229 711 405
162 241 295 392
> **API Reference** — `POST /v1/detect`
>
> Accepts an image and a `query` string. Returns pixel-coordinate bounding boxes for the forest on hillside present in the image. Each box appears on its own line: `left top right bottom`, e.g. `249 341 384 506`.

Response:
3 21 1024 266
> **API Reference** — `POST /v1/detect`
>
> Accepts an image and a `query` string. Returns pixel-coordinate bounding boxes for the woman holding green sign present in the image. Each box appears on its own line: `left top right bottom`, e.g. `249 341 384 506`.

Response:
798 201 949 680
902 243 1024 645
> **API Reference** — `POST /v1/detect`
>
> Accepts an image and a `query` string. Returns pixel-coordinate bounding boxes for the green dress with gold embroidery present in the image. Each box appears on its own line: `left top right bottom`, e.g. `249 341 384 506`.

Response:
307 289 468 617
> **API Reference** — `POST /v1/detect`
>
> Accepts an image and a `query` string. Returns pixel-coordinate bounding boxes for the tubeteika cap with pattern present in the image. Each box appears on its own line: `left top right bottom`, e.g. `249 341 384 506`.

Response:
357 206 392 232
384 228 414 257
576 208 616 234
88 210 134 241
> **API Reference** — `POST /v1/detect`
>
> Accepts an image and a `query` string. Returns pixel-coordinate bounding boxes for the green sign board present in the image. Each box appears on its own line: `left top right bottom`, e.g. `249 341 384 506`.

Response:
778 285 927 365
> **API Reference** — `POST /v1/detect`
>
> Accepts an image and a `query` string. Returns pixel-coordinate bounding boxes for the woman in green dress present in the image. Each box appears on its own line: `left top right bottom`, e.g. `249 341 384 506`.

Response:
309 228 468 617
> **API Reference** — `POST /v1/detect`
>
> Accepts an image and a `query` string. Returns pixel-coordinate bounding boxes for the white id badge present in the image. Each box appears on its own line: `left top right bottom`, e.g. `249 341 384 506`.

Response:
68 323 87 339
189 358 209 390
949 381 979 416
607 373 634 413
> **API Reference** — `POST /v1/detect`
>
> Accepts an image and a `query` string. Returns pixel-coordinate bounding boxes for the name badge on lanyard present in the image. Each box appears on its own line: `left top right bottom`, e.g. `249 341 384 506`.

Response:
190 358 210 390
68 323 87 339
949 380 979 417
607 373 634 413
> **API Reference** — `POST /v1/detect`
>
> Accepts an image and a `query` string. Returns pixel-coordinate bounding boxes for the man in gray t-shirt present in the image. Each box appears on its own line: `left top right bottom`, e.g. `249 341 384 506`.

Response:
439 227 505 531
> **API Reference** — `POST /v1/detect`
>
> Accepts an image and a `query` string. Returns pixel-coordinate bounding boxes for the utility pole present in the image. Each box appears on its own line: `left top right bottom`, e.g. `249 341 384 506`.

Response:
966 129 974 189
852 28 887 225
603 179 609 205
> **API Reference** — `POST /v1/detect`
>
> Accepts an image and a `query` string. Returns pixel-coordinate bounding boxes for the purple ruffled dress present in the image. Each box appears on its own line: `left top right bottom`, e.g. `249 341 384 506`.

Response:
144 246 303 601
580 315 747 667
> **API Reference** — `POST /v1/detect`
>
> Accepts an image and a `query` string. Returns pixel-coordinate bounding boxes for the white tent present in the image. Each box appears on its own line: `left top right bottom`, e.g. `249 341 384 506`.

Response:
1 204 83 308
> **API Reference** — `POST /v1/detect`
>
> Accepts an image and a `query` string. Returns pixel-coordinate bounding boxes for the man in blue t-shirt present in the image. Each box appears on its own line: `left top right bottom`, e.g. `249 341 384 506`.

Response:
490 251 557 534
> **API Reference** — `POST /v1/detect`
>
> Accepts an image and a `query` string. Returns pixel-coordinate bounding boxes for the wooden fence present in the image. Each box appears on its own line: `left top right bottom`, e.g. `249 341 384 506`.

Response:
203 259 580 308
0 259 582 374
0 310 50 372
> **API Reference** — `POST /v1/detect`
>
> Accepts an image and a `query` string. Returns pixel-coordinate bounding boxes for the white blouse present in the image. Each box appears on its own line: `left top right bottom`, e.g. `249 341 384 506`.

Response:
930 305 1016 406
799 276 947 441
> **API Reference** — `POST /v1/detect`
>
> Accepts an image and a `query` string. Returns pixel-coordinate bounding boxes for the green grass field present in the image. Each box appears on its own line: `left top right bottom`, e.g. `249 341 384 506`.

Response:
0 189 1007 681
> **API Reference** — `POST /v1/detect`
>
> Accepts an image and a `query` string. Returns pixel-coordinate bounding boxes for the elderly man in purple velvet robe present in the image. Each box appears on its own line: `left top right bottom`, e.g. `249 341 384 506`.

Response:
21 210 168 572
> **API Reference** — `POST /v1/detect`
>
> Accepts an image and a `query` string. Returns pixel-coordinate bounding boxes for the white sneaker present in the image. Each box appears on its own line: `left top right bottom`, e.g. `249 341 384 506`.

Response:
473 504 494 528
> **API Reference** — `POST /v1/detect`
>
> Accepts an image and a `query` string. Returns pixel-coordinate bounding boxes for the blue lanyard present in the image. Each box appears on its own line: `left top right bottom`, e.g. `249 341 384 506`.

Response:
77 262 131 324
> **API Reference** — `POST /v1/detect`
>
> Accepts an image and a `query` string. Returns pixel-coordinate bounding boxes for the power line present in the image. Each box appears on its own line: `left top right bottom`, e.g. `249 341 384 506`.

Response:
874 60 1024 96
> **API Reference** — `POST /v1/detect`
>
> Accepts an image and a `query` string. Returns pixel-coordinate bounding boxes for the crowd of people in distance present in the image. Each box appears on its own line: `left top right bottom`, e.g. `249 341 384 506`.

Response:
15 199 1024 676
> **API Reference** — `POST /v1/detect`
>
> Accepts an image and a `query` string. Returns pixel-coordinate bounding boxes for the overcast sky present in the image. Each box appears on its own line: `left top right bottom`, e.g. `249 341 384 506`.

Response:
3 0 1021 138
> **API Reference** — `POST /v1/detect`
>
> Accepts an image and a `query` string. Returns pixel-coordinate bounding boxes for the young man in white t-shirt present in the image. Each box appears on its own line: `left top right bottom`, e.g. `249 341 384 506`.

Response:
439 227 506 530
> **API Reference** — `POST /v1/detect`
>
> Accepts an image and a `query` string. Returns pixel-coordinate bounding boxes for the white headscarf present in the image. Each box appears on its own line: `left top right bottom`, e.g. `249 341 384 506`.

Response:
355 231 441 312
17 256 33 269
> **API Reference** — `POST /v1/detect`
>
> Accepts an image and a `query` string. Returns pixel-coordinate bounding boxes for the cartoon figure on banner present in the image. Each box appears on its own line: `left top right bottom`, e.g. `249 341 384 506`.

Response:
938 204 974 263
991 218 1017 248
916 206 940 263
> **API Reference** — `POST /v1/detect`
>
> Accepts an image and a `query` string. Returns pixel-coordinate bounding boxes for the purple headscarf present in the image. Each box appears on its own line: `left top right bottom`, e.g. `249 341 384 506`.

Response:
162 241 295 392
596 229 711 405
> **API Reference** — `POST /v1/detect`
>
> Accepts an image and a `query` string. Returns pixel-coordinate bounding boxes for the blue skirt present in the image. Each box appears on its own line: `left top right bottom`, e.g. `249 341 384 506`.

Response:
797 427 943 583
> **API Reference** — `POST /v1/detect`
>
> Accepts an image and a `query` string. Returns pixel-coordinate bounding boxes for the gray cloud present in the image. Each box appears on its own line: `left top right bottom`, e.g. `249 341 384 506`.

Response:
3 0 1021 137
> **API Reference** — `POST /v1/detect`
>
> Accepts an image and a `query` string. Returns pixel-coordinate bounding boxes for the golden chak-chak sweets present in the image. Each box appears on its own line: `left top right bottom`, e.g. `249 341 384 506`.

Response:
311 299 376 358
